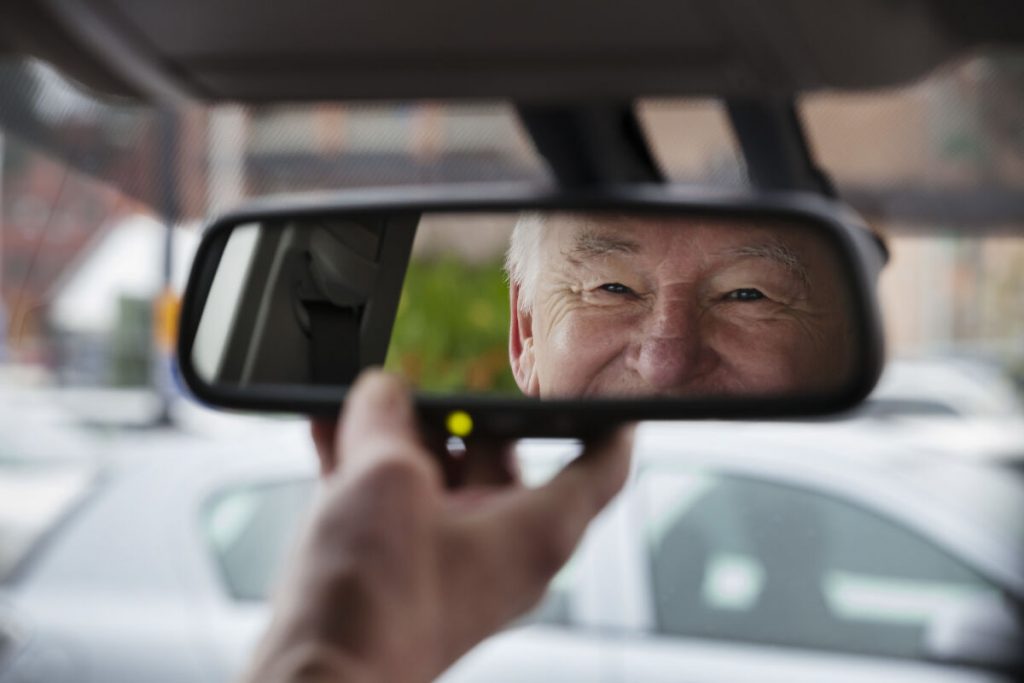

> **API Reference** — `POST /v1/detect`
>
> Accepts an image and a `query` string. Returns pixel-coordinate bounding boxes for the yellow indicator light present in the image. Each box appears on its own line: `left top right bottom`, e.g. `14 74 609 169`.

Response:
446 410 473 438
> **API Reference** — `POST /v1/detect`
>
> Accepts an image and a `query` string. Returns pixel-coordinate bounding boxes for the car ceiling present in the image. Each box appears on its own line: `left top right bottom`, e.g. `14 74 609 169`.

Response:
1 0 1023 104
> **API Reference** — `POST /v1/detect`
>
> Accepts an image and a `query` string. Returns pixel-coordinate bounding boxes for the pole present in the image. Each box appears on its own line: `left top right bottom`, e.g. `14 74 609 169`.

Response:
154 108 179 425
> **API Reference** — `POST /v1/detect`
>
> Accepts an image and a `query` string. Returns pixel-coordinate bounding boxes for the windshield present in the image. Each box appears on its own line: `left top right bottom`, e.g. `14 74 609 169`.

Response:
0 51 1022 680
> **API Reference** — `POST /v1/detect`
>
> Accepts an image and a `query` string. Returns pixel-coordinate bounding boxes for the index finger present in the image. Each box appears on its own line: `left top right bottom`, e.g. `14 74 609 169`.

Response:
337 370 425 474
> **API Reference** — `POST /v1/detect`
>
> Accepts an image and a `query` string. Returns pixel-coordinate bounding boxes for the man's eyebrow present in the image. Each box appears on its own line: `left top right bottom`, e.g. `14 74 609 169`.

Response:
566 229 641 262
725 242 810 286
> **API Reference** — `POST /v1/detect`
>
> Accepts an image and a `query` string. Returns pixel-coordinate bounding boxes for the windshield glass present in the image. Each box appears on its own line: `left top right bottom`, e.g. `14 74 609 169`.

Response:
0 50 1021 680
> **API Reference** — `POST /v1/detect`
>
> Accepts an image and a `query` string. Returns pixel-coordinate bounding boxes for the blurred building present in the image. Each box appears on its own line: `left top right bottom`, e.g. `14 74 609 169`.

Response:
1 54 1022 380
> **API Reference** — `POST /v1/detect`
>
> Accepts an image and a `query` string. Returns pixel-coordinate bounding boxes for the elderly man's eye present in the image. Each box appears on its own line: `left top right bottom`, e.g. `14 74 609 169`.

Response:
725 288 766 301
599 283 634 295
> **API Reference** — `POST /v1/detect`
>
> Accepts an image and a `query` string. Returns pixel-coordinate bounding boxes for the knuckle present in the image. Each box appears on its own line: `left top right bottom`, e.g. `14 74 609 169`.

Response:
365 449 436 489
362 450 428 486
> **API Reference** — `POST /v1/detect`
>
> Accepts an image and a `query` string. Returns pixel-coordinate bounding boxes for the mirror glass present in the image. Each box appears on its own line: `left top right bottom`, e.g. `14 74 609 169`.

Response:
187 210 864 400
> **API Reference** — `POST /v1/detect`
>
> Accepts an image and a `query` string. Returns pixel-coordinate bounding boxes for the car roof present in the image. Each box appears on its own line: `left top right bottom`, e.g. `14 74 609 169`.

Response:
2 1 1023 103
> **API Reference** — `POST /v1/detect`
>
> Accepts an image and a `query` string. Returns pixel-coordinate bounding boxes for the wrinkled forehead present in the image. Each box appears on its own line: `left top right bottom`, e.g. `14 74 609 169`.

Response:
543 212 826 261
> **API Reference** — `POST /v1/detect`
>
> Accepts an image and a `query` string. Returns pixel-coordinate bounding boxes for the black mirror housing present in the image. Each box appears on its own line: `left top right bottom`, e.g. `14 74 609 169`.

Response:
178 183 886 438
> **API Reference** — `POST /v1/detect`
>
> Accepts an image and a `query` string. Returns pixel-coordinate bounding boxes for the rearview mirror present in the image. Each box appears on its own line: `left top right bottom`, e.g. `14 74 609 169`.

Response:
178 186 885 437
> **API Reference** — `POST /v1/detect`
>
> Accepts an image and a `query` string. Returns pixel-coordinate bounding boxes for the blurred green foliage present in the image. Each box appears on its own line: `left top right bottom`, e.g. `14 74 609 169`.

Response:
384 257 518 394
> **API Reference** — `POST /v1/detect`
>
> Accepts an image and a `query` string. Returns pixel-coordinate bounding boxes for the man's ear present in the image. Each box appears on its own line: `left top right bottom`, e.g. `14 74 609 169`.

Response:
508 282 539 396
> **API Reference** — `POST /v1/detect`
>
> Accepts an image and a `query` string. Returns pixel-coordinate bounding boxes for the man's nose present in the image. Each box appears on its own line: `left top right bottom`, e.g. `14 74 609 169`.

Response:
629 297 714 392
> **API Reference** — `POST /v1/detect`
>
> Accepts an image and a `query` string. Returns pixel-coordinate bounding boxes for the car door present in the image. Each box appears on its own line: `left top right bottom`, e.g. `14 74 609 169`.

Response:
193 474 318 679
608 463 1010 683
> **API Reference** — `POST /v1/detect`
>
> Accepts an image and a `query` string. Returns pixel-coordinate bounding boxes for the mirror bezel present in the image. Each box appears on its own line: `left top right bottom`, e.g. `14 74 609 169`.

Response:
178 183 886 438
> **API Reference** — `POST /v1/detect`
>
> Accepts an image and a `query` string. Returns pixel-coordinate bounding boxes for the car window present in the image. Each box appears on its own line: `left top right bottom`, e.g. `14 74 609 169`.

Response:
0 60 546 226
637 99 748 187
646 56 1024 203
240 102 544 194
202 478 315 602
640 467 1003 659
803 55 1024 194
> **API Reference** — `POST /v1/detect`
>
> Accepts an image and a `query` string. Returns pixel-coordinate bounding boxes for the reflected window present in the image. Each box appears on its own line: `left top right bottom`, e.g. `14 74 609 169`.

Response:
641 469 1001 659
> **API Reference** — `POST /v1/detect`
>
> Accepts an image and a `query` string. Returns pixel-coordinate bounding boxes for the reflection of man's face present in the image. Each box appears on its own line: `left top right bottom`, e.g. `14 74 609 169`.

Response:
508 215 853 398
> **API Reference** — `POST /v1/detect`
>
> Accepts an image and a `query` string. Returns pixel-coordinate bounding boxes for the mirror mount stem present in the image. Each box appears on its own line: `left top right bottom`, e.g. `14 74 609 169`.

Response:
516 103 665 187
726 97 835 197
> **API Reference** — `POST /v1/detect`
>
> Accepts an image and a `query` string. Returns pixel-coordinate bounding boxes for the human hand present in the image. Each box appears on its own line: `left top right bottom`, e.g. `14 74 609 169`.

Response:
240 370 634 683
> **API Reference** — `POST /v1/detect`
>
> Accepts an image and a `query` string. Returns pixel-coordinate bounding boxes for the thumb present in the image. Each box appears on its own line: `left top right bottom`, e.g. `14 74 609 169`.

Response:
466 424 635 607
310 418 338 476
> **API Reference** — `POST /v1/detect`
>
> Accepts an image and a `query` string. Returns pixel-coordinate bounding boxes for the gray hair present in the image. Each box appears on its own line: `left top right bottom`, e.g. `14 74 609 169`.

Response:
504 212 546 313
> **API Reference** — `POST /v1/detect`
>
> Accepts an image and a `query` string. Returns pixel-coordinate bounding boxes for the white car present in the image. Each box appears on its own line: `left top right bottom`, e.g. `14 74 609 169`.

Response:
2 416 1021 682
853 358 1024 473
